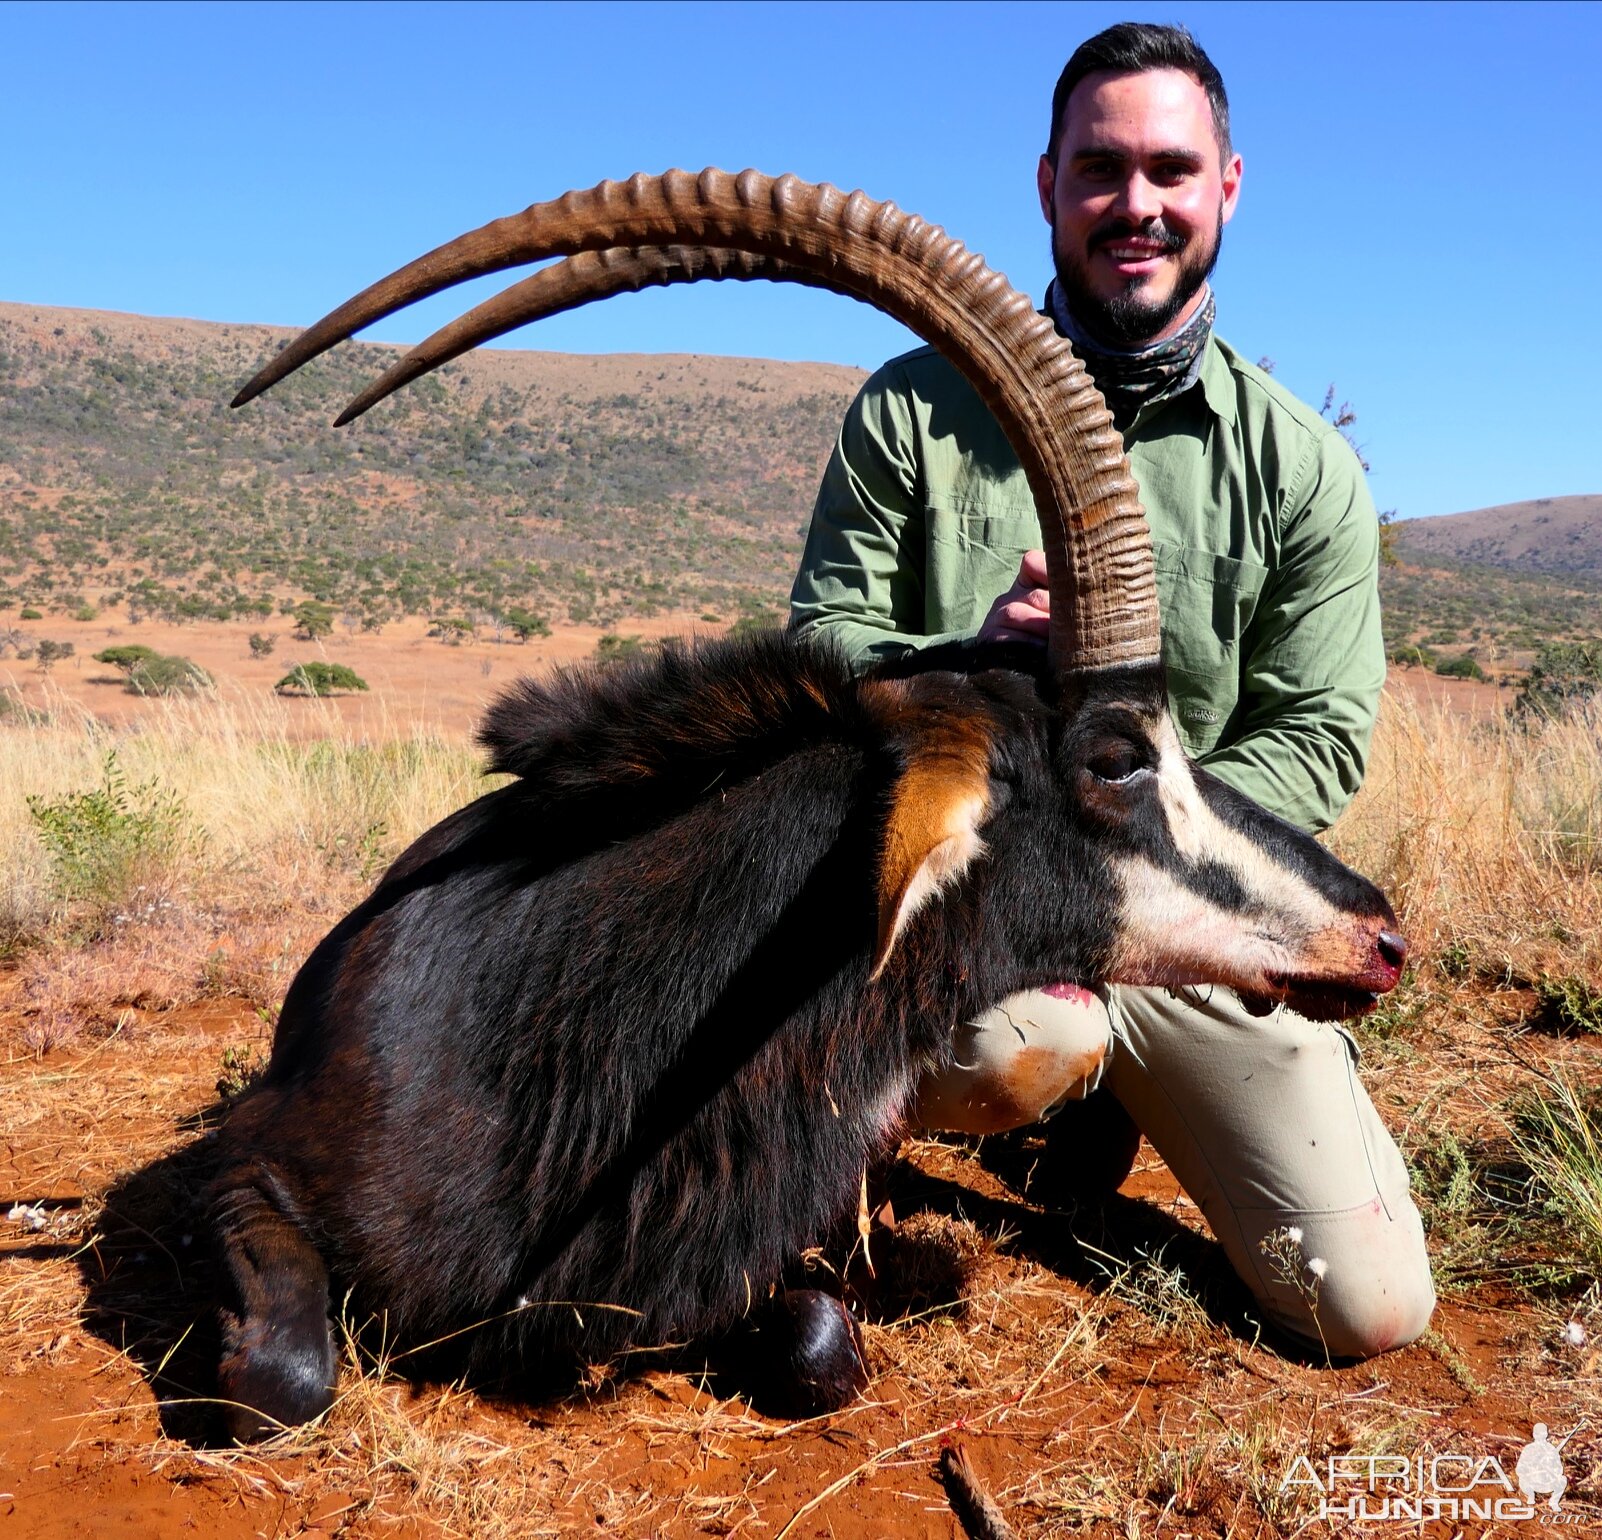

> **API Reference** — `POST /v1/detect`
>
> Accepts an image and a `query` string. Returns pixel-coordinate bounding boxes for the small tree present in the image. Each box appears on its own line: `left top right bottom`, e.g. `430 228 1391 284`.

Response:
1433 653 1486 682
501 608 550 643
248 631 277 659
94 643 159 674
125 654 211 696
429 617 474 646
35 639 75 672
275 662 370 697
292 600 336 641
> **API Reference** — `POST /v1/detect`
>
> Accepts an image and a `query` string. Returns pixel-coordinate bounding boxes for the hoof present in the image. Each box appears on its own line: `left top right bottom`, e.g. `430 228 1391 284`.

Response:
751 1289 869 1416
217 1315 337 1443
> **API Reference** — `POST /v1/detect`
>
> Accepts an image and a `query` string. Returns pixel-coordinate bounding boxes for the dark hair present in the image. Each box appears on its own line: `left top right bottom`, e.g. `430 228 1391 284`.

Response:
1046 22 1231 164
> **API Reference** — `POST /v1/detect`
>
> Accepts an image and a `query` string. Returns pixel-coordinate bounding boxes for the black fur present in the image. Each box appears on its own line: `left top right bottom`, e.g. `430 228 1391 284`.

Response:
210 633 1126 1417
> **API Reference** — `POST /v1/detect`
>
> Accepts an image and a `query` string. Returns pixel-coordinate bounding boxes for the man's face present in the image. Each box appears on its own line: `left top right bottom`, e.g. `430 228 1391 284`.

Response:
1038 67 1242 347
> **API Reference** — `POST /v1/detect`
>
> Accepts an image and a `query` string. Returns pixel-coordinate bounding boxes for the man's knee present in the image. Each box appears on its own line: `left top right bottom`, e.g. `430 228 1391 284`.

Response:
1314 1266 1436 1359
914 986 1112 1135
1256 1203 1436 1360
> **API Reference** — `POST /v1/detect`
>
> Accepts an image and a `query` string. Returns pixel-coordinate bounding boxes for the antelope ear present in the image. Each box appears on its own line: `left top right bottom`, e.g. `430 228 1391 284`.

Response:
873 755 990 979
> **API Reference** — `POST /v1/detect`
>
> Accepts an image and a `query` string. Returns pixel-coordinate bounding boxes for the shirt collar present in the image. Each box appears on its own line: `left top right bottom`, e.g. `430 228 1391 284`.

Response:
1197 336 1237 426
1121 335 1237 432
1043 287 1236 432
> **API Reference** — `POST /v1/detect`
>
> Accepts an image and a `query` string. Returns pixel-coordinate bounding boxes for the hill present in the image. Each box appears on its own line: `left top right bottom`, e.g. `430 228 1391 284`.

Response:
1395 495 1602 580
0 301 865 631
3 300 1596 668
1381 497 1602 664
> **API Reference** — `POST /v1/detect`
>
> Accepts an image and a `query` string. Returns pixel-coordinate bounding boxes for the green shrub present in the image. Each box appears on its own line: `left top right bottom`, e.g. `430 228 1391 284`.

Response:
275 661 370 696
1387 644 1437 670
73 605 97 622
594 633 645 666
0 689 51 727
1510 1072 1602 1278
1534 974 1602 1036
247 631 276 659
292 600 336 640
27 750 201 915
1433 653 1486 681
19 607 42 621
1517 641 1601 718
34 639 75 671
125 653 211 695
93 643 159 673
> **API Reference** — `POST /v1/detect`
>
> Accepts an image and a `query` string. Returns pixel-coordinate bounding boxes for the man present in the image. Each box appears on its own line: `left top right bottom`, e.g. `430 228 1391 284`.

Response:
789 22 1435 1358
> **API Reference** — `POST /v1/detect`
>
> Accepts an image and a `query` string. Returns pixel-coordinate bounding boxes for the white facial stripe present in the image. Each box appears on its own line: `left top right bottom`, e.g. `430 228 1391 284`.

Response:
1109 853 1293 987
1141 716 1358 978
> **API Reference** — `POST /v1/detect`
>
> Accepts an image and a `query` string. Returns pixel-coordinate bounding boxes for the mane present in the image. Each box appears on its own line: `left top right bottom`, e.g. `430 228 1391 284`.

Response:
477 630 874 814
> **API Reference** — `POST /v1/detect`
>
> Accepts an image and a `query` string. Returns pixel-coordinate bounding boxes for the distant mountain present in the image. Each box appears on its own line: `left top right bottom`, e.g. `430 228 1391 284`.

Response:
0 301 864 629
1395 496 1602 581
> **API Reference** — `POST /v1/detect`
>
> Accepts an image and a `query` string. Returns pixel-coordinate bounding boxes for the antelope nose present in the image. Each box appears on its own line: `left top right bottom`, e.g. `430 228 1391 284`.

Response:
1377 930 1408 970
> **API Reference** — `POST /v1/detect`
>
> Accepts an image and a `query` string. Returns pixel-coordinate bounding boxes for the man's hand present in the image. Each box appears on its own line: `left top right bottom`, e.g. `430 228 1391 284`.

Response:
978 549 1051 646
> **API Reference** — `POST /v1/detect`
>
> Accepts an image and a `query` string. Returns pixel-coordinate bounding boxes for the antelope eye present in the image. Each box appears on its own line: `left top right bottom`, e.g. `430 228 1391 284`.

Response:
1085 741 1146 783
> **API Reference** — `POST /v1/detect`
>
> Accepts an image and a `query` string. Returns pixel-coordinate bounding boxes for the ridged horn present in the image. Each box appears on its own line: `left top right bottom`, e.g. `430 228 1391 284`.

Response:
233 168 1159 674
334 246 804 427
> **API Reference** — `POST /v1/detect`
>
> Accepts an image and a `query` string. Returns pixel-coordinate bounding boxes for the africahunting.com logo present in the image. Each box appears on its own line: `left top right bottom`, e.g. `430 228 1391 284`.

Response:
1281 1423 1582 1523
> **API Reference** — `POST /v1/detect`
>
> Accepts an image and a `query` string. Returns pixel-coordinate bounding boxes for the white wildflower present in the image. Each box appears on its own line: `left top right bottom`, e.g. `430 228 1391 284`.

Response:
1305 1256 1329 1280
7 1202 48 1231
1284 1226 1304 1246
1563 1319 1586 1348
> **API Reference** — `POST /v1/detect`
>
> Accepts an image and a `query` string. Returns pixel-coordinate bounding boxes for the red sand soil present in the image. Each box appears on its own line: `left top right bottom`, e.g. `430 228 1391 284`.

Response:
1 611 725 741
3 985 1598 1538
3 619 1596 1535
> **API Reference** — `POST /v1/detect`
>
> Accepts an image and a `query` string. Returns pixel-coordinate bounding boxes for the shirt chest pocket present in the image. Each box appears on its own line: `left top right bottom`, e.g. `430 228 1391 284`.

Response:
927 501 1043 635
1151 545 1270 748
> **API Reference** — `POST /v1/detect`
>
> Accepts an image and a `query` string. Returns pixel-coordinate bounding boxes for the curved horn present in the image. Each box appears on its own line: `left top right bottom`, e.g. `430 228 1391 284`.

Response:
235 168 1158 674
334 246 806 427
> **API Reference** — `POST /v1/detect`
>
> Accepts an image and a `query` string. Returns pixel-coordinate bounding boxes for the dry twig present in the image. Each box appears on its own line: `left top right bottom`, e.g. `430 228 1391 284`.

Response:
940 1443 1021 1540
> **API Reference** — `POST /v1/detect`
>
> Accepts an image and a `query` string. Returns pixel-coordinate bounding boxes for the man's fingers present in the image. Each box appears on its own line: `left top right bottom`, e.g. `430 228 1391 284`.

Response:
994 602 1051 634
988 624 1048 647
1019 549 1050 587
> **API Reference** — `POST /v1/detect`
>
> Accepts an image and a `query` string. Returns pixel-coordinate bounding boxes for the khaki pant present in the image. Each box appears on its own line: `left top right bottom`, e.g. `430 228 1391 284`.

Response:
913 985 1435 1359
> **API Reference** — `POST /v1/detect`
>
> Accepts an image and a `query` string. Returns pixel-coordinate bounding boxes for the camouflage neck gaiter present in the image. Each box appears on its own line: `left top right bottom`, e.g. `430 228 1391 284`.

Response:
1048 281 1215 433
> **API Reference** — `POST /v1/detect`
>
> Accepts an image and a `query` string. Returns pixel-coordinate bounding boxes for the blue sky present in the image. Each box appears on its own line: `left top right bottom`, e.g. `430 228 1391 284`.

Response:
4 0 1597 520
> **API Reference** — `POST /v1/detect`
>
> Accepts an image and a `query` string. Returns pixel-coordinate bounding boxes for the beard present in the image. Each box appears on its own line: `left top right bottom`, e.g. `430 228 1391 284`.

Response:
1053 206 1224 349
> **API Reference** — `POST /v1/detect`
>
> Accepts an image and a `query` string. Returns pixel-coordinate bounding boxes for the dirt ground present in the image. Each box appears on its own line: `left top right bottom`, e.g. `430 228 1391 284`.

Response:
3 979 1598 1538
1 611 726 741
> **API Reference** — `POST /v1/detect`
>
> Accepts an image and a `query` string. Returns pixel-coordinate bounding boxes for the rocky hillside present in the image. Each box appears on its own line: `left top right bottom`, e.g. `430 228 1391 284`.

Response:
0 301 864 630
1395 495 1602 581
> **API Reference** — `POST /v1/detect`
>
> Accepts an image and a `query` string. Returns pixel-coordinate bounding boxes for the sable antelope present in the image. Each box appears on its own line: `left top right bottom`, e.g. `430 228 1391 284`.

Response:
212 170 1405 1441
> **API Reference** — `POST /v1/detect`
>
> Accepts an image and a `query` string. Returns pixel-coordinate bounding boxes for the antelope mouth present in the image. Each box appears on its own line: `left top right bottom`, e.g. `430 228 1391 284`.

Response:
1238 978 1382 1023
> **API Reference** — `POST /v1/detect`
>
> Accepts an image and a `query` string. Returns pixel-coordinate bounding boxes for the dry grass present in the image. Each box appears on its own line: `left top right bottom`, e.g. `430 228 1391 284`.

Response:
1332 690 1602 987
1 686 493 1047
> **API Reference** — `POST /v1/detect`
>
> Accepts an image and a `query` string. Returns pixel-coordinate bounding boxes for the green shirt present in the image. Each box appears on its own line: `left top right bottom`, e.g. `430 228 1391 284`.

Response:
789 334 1384 834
